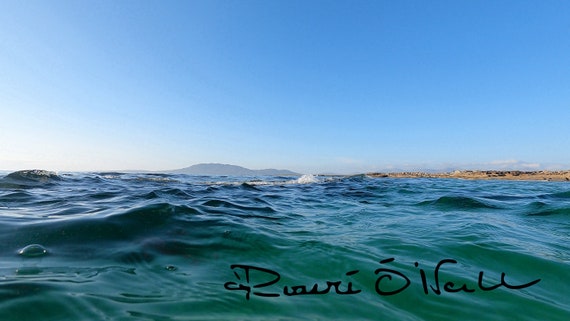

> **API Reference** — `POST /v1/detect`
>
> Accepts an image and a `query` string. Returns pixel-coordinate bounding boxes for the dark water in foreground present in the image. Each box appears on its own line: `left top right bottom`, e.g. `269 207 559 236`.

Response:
0 171 568 320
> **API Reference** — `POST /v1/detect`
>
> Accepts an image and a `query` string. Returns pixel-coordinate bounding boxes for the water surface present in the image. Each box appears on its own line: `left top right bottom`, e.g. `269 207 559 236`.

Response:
0 171 568 320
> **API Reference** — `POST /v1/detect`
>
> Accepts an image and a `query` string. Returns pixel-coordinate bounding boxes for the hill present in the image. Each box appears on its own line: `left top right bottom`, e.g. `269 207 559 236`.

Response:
169 163 300 176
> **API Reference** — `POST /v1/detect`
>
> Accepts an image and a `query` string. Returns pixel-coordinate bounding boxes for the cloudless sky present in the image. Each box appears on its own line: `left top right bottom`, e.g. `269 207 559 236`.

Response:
1 0 569 174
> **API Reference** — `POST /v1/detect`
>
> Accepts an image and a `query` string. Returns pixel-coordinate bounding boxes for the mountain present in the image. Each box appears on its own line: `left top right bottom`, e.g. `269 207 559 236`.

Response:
169 163 301 176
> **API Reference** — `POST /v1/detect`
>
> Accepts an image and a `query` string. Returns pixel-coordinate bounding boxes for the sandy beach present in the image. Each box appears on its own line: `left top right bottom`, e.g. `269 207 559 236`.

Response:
367 170 570 181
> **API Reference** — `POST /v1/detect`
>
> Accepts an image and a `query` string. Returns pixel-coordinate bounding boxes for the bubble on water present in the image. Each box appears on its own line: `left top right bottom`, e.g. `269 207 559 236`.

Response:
165 265 178 271
18 244 48 257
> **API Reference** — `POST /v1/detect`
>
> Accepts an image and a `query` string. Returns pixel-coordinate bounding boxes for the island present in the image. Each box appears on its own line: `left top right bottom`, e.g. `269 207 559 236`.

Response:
168 163 301 176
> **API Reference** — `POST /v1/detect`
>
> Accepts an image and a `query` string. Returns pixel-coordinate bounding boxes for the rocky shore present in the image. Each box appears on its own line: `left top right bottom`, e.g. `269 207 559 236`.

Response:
367 170 570 181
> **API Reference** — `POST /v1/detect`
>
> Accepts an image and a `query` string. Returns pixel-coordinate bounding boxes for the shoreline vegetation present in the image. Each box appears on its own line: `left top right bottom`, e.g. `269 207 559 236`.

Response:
366 170 570 181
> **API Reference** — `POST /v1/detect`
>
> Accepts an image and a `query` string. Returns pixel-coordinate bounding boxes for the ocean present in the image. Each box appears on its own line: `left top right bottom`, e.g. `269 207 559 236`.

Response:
0 170 568 320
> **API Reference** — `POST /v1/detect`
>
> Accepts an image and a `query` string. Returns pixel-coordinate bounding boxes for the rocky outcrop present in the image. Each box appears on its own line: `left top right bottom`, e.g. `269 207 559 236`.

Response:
367 170 570 181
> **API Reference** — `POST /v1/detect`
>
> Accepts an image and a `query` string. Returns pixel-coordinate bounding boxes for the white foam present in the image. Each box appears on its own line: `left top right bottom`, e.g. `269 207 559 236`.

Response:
195 174 323 186
294 174 320 184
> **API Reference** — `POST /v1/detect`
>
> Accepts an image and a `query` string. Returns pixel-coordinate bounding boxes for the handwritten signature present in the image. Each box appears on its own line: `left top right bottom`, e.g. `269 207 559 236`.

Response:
224 258 541 300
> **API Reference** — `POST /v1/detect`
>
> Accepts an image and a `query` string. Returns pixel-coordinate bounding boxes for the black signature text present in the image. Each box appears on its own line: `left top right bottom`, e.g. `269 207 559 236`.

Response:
224 258 541 300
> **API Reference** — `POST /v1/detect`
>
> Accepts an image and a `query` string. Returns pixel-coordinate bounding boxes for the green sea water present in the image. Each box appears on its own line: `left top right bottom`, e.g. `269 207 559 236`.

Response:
0 171 568 320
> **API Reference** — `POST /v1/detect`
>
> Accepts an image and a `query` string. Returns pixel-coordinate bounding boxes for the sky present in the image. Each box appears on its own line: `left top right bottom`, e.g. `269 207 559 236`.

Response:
1 0 569 174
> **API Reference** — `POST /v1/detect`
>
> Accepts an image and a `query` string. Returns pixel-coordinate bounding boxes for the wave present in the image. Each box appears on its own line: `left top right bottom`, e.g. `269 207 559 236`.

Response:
193 174 325 186
419 195 501 210
527 206 570 216
1 169 61 188
293 174 321 184
539 190 570 200
88 172 332 187
4 169 61 181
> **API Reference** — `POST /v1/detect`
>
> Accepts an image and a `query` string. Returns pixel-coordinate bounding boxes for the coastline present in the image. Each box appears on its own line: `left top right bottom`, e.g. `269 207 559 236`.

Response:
366 170 570 181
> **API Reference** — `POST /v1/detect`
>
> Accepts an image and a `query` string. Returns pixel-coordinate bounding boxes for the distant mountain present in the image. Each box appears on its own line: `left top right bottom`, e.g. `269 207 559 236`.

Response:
169 163 301 176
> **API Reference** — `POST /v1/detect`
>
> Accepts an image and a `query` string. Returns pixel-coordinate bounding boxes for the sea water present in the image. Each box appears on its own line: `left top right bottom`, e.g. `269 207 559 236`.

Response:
0 171 568 320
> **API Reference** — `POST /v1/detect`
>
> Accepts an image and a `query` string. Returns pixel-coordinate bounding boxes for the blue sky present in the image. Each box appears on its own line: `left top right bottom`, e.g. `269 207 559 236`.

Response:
1 0 569 174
